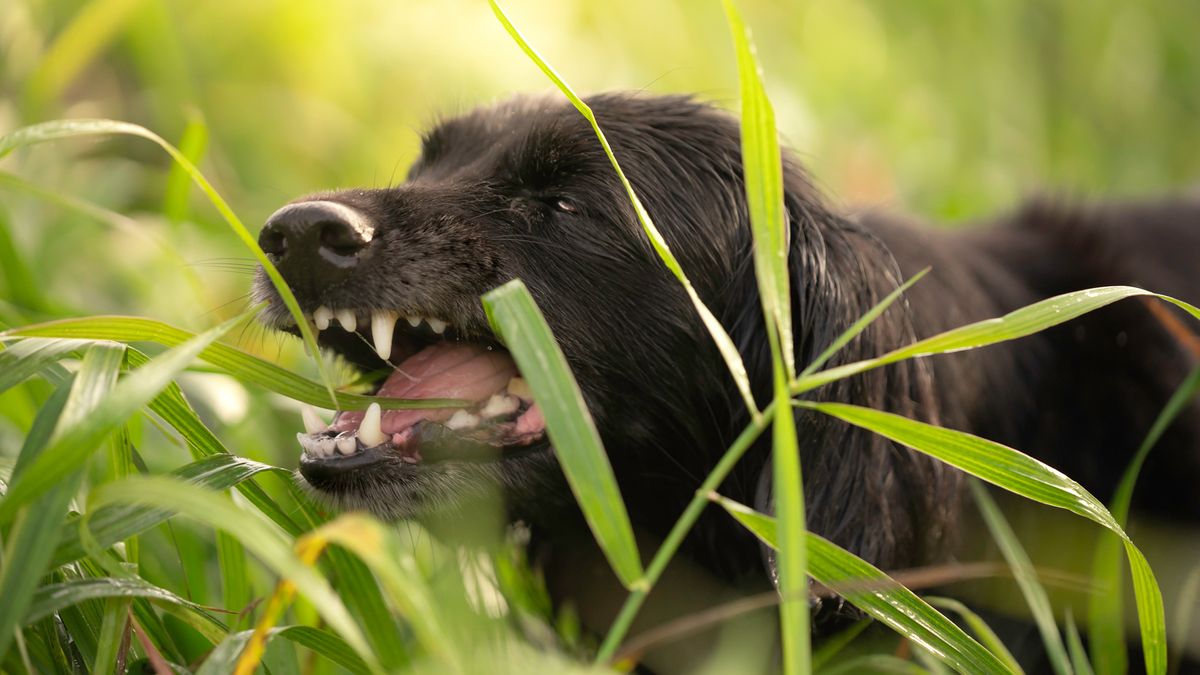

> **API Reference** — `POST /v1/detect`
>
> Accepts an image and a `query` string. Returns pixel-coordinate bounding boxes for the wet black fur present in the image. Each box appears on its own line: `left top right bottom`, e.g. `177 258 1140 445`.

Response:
255 93 1200 588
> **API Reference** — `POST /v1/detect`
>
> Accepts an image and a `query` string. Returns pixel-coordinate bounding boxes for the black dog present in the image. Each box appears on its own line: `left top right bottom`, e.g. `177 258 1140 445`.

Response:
254 93 1200 589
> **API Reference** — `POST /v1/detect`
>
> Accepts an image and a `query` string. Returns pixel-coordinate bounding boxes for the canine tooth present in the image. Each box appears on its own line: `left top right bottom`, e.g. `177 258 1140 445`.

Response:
481 394 519 418
446 409 480 430
300 405 326 434
335 309 357 332
506 377 532 400
406 316 422 328
358 402 387 447
371 311 398 361
336 435 357 455
428 318 447 334
314 306 333 330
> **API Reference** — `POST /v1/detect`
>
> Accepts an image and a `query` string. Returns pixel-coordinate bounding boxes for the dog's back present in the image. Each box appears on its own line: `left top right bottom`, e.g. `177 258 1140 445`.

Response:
863 197 1200 520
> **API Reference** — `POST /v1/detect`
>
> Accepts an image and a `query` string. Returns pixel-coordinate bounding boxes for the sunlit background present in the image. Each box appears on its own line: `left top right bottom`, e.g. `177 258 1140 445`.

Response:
3 0 1198 331
1 1 1199 666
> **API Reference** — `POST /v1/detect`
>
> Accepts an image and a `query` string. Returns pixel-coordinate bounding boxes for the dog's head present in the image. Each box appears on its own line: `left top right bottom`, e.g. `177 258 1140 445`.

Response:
253 94 758 520
254 93 958 571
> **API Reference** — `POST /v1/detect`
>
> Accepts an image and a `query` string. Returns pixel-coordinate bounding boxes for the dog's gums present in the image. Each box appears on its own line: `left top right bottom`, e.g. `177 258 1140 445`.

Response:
285 307 547 480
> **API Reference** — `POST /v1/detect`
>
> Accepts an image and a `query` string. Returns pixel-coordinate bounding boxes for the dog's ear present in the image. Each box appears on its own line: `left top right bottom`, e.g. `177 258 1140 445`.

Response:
731 179 962 579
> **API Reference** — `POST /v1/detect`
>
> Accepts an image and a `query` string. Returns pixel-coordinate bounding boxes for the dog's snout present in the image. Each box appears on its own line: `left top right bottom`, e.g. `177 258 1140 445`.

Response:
260 201 375 285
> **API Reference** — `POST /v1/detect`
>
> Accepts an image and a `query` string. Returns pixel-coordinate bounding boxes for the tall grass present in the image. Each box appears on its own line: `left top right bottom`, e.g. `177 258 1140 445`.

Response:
0 2 1198 674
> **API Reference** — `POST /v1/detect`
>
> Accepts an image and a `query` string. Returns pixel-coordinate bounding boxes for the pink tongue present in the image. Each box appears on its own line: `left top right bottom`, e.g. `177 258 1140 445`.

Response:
333 342 517 434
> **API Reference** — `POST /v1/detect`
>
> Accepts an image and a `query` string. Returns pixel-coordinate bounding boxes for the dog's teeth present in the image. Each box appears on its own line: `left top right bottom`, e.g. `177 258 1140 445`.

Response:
506 377 532 400
336 435 357 455
358 402 387 447
481 393 520 418
297 432 316 454
300 405 326 434
335 309 357 332
318 437 336 456
371 311 398 361
314 306 333 331
406 316 422 328
446 409 480 430
428 318 447 334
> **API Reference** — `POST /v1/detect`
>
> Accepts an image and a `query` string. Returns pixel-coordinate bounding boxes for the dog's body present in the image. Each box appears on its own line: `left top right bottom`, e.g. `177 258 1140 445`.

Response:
255 93 1200 596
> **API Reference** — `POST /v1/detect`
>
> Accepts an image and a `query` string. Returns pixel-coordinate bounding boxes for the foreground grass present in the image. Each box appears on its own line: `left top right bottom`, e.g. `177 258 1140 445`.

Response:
1 2 1198 674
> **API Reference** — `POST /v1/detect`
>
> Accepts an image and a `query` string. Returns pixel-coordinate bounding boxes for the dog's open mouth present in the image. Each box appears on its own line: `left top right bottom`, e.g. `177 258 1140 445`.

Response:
290 306 548 480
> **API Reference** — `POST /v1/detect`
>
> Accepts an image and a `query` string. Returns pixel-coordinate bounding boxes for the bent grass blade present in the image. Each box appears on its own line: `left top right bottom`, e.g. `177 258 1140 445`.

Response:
794 287 1200 395
713 495 1011 674
483 279 643 589
799 401 1167 675
0 118 337 405
2 315 463 411
488 0 757 417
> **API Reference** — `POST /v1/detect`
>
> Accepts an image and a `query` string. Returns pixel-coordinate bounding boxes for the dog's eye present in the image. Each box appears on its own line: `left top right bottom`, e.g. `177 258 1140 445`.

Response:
553 198 577 214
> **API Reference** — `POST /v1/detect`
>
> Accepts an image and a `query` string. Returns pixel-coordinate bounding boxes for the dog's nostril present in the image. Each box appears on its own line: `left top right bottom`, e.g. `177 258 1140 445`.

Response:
260 200 376 287
258 228 287 257
319 221 368 257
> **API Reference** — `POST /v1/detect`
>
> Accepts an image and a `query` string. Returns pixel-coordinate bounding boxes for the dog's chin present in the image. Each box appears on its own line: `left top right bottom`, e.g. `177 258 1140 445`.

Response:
296 440 559 522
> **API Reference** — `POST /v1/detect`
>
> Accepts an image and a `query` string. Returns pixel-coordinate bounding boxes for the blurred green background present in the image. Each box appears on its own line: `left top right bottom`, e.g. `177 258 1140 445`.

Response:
3 0 1199 330
1 1 1198 666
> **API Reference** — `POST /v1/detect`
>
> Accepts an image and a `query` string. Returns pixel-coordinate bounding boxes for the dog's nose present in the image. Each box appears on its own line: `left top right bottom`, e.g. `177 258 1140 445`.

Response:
259 201 375 285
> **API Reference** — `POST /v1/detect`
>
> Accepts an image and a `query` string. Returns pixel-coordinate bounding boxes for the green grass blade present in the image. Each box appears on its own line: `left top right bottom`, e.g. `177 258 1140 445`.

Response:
306 514 454 666
810 618 871 671
798 269 929 379
722 5 808 668
0 207 49 313
770 355 810 673
968 480 1069 675
25 577 219 628
217 531 250 629
712 495 1010 674
289 497 410 670
483 279 643 588
723 0 793 380
53 454 279 565
1089 364 1200 674
0 343 124 662
91 598 132 675
1064 613 1096 675
0 312 246 523
488 0 758 416
198 626 373 675
0 337 90 395
124 346 306 536
163 112 209 223
84 475 378 669
794 288 1200 395
926 597 1024 675
822 655 931 675
0 118 337 405
3 316 462 411
800 401 1167 674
